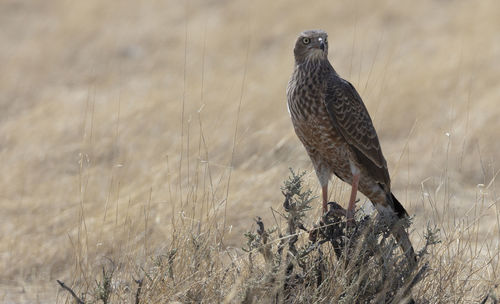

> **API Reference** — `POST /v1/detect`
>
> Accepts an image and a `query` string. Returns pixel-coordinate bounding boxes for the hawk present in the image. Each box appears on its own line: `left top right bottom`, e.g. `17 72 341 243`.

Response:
287 29 415 260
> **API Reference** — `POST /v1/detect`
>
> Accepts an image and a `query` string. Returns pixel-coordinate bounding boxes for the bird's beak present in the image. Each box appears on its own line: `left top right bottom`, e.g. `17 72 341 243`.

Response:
319 41 325 51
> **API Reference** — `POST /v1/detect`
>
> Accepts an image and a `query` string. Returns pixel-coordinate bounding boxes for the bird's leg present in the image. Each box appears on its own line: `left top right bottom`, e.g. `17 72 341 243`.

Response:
346 172 360 222
322 184 328 214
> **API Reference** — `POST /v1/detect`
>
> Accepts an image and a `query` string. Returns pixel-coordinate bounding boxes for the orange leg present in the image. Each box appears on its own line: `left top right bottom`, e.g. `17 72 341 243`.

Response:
322 184 328 214
346 173 360 221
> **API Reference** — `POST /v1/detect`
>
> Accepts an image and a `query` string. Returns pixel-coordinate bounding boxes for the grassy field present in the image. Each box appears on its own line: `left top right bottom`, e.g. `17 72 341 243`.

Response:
1 0 500 302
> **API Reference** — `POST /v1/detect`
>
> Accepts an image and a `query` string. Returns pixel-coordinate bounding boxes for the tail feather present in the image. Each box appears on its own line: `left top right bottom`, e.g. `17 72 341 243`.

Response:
388 192 416 265
390 192 408 218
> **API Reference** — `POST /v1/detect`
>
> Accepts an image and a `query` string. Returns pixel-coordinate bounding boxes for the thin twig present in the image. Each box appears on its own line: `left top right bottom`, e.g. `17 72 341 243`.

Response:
57 280 85 304
134 278 144 304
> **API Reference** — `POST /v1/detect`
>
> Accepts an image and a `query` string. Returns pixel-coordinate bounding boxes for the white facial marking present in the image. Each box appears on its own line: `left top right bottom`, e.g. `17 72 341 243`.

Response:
318 37 323 42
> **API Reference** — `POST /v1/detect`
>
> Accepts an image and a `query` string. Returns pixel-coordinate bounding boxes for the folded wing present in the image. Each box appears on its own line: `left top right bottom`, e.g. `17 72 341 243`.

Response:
324 76 391 189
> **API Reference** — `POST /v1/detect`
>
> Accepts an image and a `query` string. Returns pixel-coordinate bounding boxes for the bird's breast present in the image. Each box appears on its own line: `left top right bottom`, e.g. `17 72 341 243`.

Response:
288 87 342 147
287 77 324 121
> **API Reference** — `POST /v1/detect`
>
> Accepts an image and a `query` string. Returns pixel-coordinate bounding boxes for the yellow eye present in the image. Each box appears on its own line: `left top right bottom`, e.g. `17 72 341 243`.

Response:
302 37 310 45
324 37 328 43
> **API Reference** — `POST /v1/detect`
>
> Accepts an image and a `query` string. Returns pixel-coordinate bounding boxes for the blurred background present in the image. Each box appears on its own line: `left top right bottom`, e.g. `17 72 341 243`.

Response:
1 0 499 302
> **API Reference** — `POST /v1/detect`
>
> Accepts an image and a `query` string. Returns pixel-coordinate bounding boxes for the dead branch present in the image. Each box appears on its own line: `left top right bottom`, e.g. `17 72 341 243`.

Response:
57 280 85 304
134 278 144 304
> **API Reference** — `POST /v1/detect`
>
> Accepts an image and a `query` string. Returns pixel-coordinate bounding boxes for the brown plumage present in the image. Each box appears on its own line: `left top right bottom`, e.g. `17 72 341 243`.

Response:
287 29 415 260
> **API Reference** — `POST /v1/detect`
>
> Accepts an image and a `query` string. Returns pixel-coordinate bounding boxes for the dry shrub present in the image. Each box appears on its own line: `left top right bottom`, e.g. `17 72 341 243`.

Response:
234 169 434 304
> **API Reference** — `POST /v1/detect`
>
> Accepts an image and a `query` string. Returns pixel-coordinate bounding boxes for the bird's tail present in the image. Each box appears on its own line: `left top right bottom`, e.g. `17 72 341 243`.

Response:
387 192 416 265
390 192 409 219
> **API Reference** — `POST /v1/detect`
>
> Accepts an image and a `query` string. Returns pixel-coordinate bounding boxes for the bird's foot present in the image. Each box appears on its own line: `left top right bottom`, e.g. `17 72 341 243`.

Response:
324 201 347 217
310 202 346 242
345 198 360 227
346 210 355 226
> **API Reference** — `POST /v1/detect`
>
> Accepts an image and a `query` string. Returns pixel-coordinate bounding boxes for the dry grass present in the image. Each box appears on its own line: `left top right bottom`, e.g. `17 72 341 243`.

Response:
1 0 500 302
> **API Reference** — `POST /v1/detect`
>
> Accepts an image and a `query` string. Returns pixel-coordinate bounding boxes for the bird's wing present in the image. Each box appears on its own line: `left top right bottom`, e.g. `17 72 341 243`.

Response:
324 76 391 188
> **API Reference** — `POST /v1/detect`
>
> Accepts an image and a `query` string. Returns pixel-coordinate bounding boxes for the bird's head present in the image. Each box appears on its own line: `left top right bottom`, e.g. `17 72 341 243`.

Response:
293 30 328 64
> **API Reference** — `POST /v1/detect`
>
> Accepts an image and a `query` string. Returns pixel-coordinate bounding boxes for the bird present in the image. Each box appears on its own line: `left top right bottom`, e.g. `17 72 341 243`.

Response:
287 29 415 260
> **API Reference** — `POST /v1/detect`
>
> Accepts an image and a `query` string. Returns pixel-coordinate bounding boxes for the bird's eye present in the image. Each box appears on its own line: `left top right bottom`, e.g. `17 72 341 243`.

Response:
324 37 328 43
302 37 310 45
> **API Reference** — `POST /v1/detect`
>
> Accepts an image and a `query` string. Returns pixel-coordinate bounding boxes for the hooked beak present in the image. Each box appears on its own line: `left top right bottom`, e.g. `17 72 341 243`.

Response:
319 41 325 51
